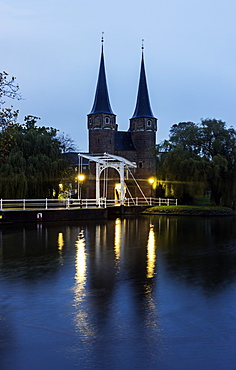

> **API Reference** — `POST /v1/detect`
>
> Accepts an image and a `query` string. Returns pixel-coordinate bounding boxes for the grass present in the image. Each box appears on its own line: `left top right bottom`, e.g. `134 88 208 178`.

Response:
142 205 235 216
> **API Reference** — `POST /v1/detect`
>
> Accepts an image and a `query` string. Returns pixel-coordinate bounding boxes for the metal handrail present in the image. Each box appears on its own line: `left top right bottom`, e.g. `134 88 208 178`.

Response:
0 197 177 211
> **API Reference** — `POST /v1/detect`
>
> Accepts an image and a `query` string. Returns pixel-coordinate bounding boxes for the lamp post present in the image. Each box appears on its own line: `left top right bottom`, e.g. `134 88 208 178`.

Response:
148 177 155 198
78 174 85 199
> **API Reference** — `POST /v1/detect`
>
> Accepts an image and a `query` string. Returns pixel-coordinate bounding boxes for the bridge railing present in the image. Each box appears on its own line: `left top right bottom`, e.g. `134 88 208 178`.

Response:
0 197 177 211
0 198 97 210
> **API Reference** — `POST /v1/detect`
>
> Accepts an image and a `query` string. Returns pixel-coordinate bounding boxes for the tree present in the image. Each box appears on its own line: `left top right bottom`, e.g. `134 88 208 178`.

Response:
157 145 206 203
0 116 70 198
0 71 21 164
57 133 77 153
0 71 21 104
199 119 236 206
200 119 236 160
0 71 21 130
0 71 75 199
169 121 200 154
157 119 236 207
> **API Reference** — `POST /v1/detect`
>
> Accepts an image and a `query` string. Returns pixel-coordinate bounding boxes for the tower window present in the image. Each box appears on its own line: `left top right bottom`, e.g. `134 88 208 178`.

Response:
147 120 152 127
105 117 110 124
94 116 101 127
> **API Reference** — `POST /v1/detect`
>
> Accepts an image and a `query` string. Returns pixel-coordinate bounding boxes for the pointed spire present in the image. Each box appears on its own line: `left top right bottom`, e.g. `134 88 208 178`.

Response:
131 41 154 118
90 35 114 114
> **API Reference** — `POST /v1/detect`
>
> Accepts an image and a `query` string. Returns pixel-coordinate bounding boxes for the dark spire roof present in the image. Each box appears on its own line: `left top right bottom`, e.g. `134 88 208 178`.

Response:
131 49 154 119
90 41 114 115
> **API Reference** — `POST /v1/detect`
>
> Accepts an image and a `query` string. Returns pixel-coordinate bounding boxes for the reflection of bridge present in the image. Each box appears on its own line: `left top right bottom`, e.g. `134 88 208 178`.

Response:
0 197 177 211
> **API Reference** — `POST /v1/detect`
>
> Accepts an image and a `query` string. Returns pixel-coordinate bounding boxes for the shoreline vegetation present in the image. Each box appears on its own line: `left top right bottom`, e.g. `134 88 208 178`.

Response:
142 205 236 216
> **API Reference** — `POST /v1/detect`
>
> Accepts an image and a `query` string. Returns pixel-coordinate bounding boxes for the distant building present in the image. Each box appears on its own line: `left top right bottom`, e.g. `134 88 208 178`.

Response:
76 40 157 200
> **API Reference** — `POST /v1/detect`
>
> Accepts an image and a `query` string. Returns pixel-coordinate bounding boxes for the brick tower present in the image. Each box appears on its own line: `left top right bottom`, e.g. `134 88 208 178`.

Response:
86 40 157 199
129 46 157 181
87 37 117 154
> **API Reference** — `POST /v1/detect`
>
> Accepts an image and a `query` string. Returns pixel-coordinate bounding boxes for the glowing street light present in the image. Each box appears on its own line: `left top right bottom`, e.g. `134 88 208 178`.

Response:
148 177 155 185
78 174 85 182
78 174 85 199
148 177 155 198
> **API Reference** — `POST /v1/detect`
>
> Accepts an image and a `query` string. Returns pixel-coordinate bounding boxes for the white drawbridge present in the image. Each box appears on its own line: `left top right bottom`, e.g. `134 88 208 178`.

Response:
78 152 138 206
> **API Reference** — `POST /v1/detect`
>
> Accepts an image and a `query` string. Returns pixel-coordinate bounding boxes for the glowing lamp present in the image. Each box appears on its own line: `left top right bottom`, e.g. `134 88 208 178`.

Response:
78 174 85 182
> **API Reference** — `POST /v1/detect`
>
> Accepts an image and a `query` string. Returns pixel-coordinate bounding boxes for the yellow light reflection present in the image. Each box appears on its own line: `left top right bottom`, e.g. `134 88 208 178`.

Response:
73 230 94 339
75 231 86 286
146 224 156 279
114 218 121 261
57 232 64 250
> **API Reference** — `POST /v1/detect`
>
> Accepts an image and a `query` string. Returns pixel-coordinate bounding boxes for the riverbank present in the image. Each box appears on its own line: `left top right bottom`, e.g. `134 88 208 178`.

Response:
142 205 236 216
0 205 147 224
1 205 235 224
0 207 107 223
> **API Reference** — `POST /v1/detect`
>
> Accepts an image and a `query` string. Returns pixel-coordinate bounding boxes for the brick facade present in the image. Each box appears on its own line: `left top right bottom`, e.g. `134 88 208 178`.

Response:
86 44 157 199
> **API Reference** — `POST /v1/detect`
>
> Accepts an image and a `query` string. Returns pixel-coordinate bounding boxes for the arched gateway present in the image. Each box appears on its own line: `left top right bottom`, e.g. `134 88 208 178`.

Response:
86 39 157 199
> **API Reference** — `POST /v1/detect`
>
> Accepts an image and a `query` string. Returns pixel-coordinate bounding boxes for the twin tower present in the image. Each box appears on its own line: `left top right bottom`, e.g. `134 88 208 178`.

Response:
87 40 157 196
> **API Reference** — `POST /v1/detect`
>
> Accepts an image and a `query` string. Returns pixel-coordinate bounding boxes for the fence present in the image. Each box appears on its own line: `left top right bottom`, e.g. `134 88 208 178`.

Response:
0 197 177 211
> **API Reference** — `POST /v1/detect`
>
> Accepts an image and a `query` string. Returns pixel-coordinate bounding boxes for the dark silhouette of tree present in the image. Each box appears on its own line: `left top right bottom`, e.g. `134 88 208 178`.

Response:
0 71 21 130
0 71 74 199
0 116 70 198
157 119 236 207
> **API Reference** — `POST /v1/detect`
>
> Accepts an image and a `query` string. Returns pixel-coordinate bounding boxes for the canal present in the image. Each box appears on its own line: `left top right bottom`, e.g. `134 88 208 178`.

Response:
0 215 236 369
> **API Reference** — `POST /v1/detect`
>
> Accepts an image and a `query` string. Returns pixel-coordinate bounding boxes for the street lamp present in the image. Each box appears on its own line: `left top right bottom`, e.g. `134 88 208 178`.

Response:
78 174 85 199
148 177 155 198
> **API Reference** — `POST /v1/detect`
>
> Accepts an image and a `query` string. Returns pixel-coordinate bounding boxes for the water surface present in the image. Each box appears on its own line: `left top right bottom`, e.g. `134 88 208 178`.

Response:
0 216 236 369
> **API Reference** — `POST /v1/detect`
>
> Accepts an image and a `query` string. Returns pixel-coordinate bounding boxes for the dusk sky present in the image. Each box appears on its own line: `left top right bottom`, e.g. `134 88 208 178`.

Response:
1 0 236 151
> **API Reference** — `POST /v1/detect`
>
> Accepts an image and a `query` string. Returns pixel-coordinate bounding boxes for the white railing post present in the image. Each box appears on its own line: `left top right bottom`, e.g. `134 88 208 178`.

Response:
0 197 178 211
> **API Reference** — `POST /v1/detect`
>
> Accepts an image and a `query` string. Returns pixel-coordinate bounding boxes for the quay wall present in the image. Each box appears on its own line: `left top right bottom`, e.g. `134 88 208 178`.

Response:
0 206 147 224
107 205 148 216
0 208 107 224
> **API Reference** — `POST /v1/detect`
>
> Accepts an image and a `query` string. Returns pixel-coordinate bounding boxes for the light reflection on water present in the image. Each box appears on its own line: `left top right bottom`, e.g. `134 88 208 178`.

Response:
57 232 64 251
0 216 236 369
146 224 156 279
73 230 95 341
114 218 121 263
